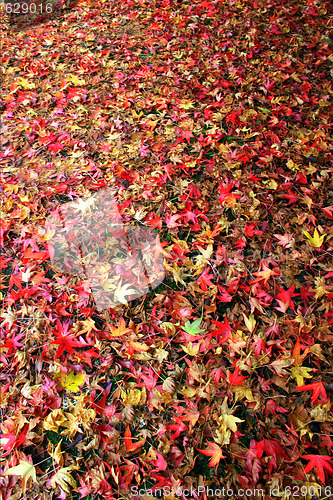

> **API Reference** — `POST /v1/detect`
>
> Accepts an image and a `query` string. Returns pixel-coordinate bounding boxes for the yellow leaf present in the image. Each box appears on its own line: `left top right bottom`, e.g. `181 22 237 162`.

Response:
197 244 213 261
291 366 313 386
286 159 299 171
68 74 86 86
50 467 77 493
132 109 144 119
43 409 67 433
42 227 56 241
179 100 195 110
242 313 256 333
265 179 278 190
3 460 37 493
183 386 196 397
121 388 146 406
303 228 326 248
18 77 35 89
63 371 85 392
220 414 244 432
215 414 244 445
71 196 95 215
163 260 186 285
113 282 137 305
54 371 85 392
181 342 200 356
78 317 97 335
48 441 64 467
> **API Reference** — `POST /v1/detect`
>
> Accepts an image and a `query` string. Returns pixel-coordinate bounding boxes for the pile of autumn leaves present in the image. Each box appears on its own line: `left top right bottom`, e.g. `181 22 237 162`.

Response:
1 0 333 498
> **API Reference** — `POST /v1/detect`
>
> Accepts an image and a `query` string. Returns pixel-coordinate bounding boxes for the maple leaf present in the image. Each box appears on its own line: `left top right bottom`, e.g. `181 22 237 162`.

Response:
181 318 206 336
55 370 85 392
75 348 100 368
18 77 35 90
227 366 248 386
291 366 313 386
67 74 86 86
181 342 200 356
21 246 48 263
292 337 309 366
2 333 25 354
303 228 326 248
77 317 98 336
250 262 280 286
71 196 95 216
197 268 215 291
296 382 328 405
52 320 84 359
50 467 77 494
301 455 333 485
197 442 225 471
263 78 276 90
144 213 162 230
274 232 293 247
105 317 132 337
179 99 195 110
124 425 146 453
255 439 287 473
113 281 138 305
211 317 232 343
3 460 37 494
165 213 182 229
274 284 297 313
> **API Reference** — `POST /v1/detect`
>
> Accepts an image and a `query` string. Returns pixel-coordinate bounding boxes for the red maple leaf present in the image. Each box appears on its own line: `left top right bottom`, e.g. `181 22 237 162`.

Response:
301 455 333 484
218 182 240 205
274 284 297 313
75 348 100 368
227 366 248 386
197 268 215 292
244 223 263 237
0 424 28 456
322 206 333 220
255 439 287 473
296 382 328 405
211 317 232 343
52 320 84 359
2 333 25 355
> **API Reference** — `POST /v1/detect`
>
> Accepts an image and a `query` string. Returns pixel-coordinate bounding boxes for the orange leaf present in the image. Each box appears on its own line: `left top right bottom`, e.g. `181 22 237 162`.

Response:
106 317 132 337
124 425 145 453
197 442 225 471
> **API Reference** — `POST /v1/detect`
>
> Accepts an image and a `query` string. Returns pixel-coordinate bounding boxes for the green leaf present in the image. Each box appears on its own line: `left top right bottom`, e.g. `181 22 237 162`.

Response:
258 107 271 114
181 318 206 336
